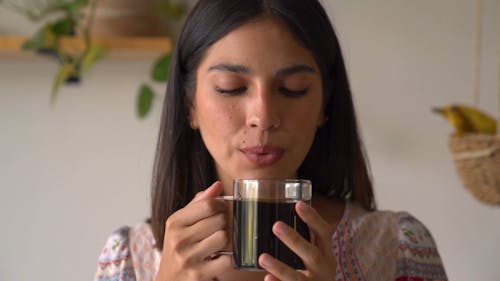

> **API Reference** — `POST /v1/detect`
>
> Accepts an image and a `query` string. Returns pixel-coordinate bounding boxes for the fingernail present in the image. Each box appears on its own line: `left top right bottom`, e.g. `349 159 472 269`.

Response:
297 201 308 212
274 222 288 235
260 254 273 267
208 181 219 190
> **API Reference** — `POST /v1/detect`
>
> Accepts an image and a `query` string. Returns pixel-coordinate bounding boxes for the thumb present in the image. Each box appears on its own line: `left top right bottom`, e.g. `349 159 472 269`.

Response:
191 181 223 203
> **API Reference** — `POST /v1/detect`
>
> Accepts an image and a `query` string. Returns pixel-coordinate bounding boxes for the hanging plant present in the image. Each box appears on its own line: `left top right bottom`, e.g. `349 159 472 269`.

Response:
2 0 106 104
433 0 500 205
137 52 172 118
136 0 187 119
3 0 187 113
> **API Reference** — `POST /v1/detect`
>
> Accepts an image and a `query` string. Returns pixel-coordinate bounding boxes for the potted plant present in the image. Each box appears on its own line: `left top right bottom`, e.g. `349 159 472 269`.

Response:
1 0 105 103
2 0 189 114
136 0 188 118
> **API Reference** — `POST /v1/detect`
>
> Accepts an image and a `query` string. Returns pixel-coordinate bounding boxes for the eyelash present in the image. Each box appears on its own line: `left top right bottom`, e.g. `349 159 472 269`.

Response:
215 87 308 97
279 87 308 97
215 87 246 95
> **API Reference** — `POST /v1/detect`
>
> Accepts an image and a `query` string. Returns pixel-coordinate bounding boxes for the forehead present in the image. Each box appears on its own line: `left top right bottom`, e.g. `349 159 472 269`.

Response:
198 17 318 72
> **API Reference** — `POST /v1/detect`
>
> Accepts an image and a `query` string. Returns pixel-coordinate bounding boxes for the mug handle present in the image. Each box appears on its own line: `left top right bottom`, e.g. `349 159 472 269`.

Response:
215 195 235 201
210 196 234 257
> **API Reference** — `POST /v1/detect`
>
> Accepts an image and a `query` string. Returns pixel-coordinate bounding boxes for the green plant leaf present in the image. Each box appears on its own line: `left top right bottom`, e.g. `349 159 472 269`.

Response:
56 0 87 21
74 0 89 7
22 24 57 50
151 53 172 82
21 38 40 51
51 18 74 35
42 24 57 46
51 61 78 104
81 44 106 72
137 84 156 118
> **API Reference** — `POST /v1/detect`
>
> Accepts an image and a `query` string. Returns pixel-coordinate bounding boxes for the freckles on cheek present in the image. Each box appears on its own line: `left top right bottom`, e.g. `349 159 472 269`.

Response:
223 104 236 122
203 104 238 133
241 130 247 145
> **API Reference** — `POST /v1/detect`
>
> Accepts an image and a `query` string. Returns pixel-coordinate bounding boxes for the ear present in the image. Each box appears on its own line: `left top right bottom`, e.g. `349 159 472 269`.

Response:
188 104 199 130
184 96 199 129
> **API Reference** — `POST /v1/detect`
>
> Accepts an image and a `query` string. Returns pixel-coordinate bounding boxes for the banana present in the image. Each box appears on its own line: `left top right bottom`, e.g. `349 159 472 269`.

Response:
432 104 497 135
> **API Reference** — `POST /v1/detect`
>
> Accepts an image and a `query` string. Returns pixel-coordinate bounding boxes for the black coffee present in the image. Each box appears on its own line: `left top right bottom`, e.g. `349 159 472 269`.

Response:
233 199 310 270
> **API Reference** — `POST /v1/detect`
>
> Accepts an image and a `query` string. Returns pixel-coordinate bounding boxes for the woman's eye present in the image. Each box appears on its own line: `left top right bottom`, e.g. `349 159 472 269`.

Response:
279 87 308 97
215 87 247 95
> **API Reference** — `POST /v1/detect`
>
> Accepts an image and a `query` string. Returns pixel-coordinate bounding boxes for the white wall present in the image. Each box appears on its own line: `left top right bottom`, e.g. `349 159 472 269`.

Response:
326 1 500 281
1 1 499 281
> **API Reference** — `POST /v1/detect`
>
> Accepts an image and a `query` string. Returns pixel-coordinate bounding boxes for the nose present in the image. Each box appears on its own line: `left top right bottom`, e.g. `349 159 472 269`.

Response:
245 87 281 131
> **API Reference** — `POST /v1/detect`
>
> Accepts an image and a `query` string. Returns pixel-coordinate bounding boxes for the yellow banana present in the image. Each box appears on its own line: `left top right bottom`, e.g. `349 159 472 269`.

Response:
432 104 497 135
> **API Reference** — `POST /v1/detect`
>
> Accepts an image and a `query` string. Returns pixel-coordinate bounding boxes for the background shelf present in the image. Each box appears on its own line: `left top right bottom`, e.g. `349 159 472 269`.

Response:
0 36 173 59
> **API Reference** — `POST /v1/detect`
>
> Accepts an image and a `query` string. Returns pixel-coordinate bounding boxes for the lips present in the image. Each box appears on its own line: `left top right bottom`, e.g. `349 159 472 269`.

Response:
239 145 284 166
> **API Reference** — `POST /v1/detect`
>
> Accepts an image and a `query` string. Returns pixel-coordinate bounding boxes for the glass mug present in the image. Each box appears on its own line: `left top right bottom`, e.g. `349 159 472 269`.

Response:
218 179 312 270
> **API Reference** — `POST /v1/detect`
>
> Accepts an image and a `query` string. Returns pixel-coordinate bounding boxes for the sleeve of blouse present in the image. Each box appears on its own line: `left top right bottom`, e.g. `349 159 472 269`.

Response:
395 212 448 281
94 226 137 281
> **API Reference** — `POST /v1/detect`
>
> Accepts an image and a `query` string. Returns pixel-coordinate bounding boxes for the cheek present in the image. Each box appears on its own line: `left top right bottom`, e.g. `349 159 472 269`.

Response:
291 98 323 129
196 96 240 138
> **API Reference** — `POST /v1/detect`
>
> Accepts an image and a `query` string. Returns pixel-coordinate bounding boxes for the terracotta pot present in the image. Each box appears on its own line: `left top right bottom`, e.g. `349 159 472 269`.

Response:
83 0 167 36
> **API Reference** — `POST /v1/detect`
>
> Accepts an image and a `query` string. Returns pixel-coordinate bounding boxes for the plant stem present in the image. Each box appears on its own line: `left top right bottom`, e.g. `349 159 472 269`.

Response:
81 0 97 62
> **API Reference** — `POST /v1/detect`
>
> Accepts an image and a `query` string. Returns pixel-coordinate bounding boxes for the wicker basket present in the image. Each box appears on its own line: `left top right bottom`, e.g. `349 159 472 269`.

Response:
449 134 500 205
448 0 500 205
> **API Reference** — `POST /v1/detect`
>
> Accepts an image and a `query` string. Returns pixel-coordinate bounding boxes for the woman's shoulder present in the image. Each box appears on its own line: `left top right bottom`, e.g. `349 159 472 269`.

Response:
128 221 157 248
95 222 159 281
346 202 440 247
97 226 132 267
128 222 161 281
95 226 135 281
340 202 447 280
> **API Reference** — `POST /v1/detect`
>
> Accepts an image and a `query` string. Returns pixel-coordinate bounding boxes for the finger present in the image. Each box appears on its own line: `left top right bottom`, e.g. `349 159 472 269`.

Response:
264 274 280 281
168 197 226 228
197 254 233 281
189 229 230 260
163 213 226 259
259 253 305 281
272 221 321 269
295 201 332 247
185 213 227 244
189 181 224 204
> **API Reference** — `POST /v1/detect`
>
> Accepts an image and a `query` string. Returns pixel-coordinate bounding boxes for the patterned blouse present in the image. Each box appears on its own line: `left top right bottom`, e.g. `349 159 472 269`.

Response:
94 201 448 281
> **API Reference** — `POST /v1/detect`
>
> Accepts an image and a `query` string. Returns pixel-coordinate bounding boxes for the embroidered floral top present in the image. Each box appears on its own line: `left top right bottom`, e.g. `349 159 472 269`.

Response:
94 201 447 281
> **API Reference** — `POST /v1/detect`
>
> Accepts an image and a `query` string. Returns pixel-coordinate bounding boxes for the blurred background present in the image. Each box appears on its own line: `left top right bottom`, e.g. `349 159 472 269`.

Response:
1 0 499 280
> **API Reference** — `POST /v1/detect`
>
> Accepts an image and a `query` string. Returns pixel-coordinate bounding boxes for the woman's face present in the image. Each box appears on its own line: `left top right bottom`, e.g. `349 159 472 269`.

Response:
190 17 324 186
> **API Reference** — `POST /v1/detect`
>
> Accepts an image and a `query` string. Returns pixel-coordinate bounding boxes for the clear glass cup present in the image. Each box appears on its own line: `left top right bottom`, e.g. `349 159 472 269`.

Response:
219 179 312 270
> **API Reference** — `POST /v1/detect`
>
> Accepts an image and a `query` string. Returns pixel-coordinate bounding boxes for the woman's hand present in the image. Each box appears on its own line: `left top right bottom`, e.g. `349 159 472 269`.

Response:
155 181 232 281
258 201 337 281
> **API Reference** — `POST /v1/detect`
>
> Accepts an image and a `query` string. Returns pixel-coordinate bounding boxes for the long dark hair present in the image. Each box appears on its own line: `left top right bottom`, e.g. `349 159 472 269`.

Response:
151 0 375 250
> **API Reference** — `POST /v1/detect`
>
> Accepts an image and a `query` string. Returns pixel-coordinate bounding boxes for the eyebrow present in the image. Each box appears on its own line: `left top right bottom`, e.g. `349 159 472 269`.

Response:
208 63 250 74
207 63 316 76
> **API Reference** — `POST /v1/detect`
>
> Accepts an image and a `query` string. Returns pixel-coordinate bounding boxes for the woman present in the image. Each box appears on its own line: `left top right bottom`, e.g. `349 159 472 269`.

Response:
95 1 448 280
